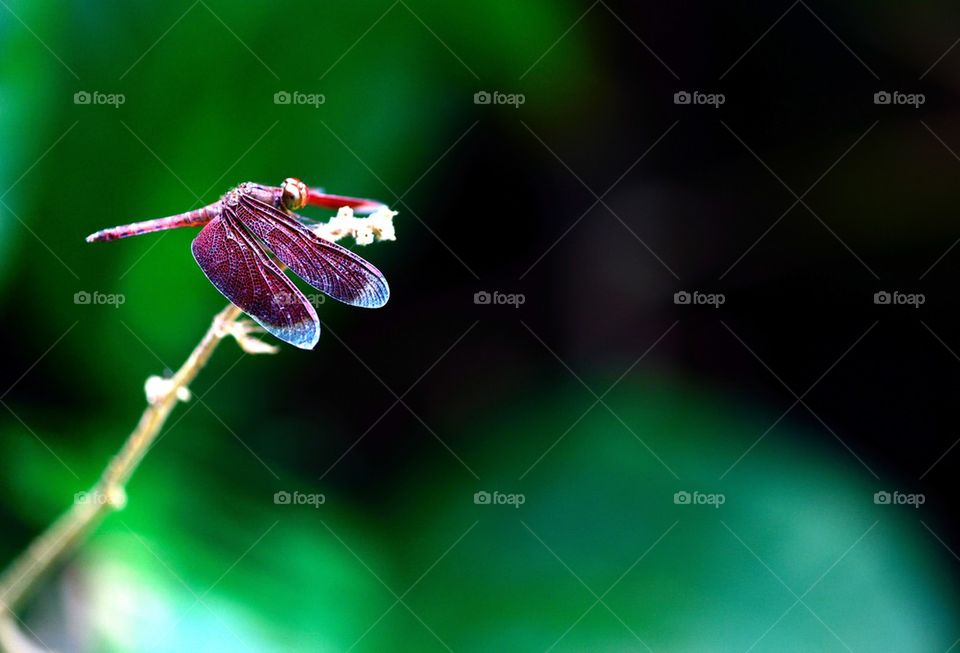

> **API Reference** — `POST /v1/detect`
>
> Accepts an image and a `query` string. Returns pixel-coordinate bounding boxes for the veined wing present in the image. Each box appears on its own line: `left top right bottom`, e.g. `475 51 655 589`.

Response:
234 193 389 308
191 211 320 349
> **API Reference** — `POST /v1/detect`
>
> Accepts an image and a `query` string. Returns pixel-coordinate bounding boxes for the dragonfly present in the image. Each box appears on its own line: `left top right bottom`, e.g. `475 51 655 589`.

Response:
86 178 390 350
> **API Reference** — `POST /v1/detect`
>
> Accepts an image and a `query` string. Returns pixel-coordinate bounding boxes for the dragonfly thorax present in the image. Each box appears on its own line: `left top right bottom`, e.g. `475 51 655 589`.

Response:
225 182 280 209
222 188 242 206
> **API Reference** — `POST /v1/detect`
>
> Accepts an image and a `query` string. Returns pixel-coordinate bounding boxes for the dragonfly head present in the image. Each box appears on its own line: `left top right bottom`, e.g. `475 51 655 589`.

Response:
281 177 308 211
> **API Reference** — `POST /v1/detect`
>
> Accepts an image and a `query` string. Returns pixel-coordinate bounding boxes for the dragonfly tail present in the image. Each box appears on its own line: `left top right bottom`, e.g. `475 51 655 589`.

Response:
86 206 216 242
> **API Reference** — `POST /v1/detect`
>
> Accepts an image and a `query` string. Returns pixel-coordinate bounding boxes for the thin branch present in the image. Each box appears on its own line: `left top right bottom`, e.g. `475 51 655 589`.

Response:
0 304 244 646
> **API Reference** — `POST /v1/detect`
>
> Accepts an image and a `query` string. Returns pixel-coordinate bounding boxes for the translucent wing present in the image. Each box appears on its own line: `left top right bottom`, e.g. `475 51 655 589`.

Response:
233 193 389 308
191 211 320 349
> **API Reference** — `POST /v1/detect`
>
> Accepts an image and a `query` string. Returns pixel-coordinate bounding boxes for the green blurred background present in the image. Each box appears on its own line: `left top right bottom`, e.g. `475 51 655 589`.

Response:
2 1 960 651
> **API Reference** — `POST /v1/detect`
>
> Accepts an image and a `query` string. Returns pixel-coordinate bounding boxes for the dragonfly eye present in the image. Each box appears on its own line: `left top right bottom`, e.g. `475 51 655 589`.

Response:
281 178 308 211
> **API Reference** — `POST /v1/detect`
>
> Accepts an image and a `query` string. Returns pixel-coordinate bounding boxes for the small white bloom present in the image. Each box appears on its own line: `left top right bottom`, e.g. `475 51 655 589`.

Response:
367 206 398 242
144 376 191 404
311 205 398 245
106 485 128 509
354 225 374 245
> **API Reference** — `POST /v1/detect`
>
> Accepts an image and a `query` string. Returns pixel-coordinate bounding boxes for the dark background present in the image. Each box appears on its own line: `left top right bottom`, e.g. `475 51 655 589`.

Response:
2 2 958 651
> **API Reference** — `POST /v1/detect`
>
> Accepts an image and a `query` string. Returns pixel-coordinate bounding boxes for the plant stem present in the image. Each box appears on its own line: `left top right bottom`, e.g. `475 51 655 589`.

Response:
0 303 243 629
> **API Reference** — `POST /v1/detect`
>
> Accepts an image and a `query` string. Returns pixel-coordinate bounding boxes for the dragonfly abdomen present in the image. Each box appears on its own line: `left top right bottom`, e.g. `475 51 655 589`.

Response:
85 206 216 242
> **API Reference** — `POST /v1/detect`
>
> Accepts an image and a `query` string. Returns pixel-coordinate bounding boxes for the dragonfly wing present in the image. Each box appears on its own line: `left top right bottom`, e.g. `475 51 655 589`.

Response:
191 213 320 349
233 194 389 308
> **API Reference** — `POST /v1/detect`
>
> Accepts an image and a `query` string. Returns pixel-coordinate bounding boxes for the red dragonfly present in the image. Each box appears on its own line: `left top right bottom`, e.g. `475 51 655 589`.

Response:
86 178 390 349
